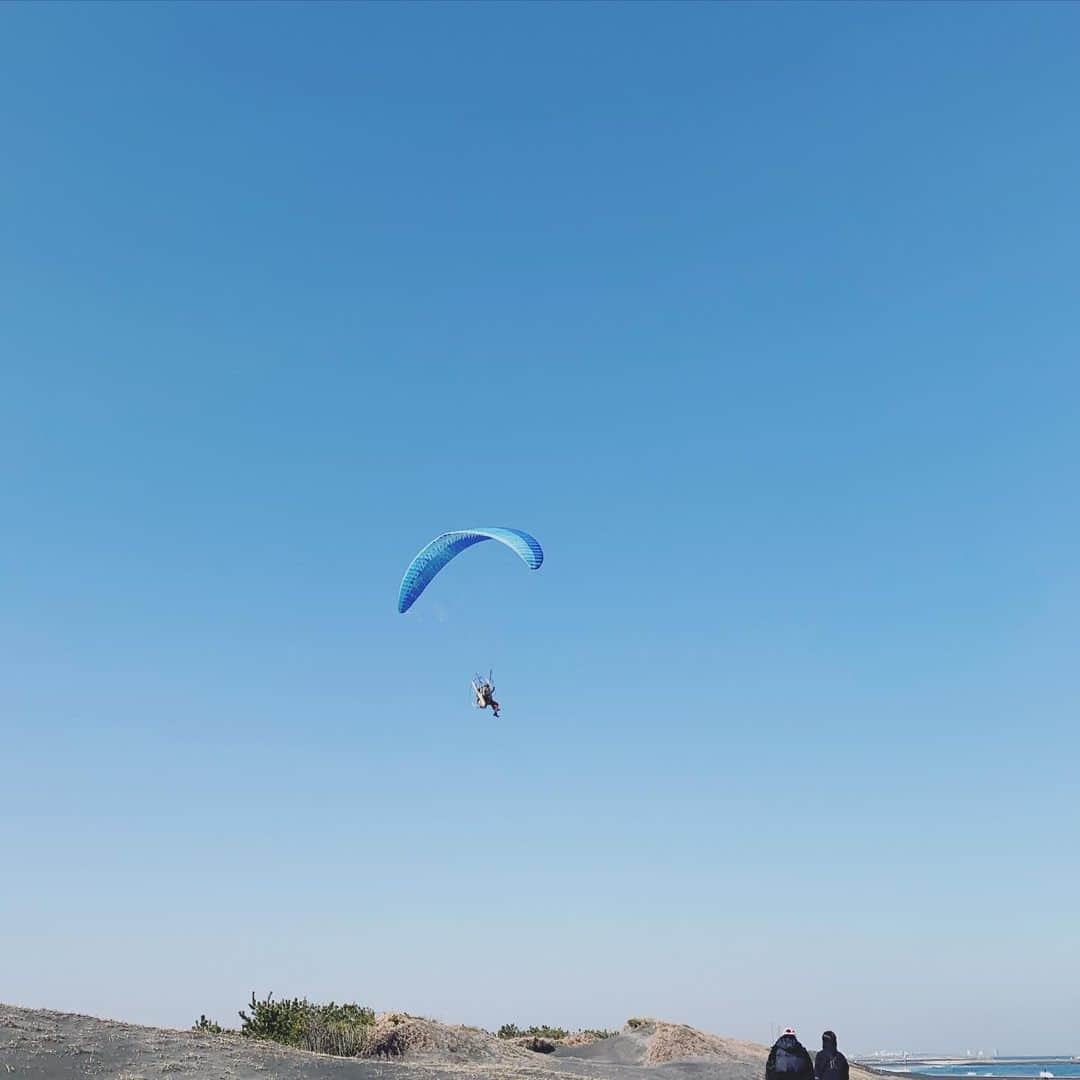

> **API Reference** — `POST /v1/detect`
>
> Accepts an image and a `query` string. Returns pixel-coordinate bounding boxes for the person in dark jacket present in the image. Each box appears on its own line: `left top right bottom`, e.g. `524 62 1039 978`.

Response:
814 1031 849 1080
767 1029 815 1080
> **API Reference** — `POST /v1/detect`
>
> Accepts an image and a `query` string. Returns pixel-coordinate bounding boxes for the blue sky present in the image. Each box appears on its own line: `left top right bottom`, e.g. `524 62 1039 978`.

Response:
1 0 1078 1054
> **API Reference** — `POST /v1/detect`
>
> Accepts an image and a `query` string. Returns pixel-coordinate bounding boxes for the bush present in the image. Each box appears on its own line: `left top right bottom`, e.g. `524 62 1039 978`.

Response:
581 1029 618 1040
238 992 375 1056
498 1023 569 1041
526 1025 568 1040
523 1037 557 1054
496 1023 570 1041
627 1018 648 1029
192 1015 225 1034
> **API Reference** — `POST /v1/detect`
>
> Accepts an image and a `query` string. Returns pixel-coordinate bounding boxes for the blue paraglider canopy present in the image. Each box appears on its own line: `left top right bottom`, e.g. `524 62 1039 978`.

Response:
397 527 543 614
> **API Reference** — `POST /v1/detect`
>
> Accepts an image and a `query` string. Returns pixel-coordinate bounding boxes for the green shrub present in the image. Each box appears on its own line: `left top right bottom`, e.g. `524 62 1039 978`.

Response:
627 1018 648 1029
192 1015 225 1034
525 1025 568 1040
498 1023 569 1041
238 992 375 1056
581 1029 618 1040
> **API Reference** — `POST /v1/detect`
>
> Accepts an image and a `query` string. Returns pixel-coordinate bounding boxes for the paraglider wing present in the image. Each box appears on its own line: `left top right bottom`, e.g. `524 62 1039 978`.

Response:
397 527 543 614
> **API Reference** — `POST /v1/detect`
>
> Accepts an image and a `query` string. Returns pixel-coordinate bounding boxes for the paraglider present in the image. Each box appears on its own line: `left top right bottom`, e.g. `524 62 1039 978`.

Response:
397 527 543 719
472 671 500 717
396 527 543 614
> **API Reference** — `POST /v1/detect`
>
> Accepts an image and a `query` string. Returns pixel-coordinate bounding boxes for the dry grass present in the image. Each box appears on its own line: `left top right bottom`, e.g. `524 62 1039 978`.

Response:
561 1031 617 1048
620 1019 769 1067
362 1013 531 1064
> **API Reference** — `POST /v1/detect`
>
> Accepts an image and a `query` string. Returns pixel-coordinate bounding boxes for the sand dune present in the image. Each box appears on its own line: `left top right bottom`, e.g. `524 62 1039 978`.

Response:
0 1004 878 1080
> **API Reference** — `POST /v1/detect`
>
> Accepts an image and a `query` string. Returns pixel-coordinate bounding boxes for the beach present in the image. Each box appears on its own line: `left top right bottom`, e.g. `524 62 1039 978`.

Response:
0 1006 883 1080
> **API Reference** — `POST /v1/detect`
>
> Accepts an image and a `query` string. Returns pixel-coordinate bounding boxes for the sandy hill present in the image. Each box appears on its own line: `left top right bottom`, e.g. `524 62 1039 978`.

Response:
363 1012 534 1063
555 1018 767 1067
0 1003 879 1080
556 1020 879 1080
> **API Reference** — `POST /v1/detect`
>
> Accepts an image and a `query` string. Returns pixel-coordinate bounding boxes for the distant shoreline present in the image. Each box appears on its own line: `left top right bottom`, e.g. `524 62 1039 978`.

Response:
857 1059 1080 1080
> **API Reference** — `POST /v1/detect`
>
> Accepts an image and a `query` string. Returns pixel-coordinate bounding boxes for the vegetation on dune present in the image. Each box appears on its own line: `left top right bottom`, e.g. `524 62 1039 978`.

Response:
522 1037 557 1054
235 992 376 1056
498 1023 617 1045
193 996 619 1060
192 1014 228 1034
498 1023 569 1040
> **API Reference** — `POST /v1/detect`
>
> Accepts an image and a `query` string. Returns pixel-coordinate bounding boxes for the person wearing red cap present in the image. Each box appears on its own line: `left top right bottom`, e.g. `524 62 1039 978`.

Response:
766 1028 814 1080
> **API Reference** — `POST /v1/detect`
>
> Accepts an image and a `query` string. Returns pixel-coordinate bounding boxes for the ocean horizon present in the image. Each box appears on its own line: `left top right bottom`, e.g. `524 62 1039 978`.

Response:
871 1061 1080 1079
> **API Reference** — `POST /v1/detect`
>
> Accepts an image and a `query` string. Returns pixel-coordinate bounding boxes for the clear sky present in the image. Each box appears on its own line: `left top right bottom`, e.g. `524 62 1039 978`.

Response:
2 0 1077 1055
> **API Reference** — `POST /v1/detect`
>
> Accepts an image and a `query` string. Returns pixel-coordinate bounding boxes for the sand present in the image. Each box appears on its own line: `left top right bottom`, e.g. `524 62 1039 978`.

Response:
0 1004 882 1080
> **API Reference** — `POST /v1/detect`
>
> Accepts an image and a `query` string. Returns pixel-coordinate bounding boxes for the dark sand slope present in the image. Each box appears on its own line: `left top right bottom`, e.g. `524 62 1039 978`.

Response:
555 1021 879 1080
556 1020 767 1074
0 1006 881 1080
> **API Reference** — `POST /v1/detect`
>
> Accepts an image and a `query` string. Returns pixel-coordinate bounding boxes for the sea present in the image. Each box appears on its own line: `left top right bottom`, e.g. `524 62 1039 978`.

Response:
872 1062 1080 1079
